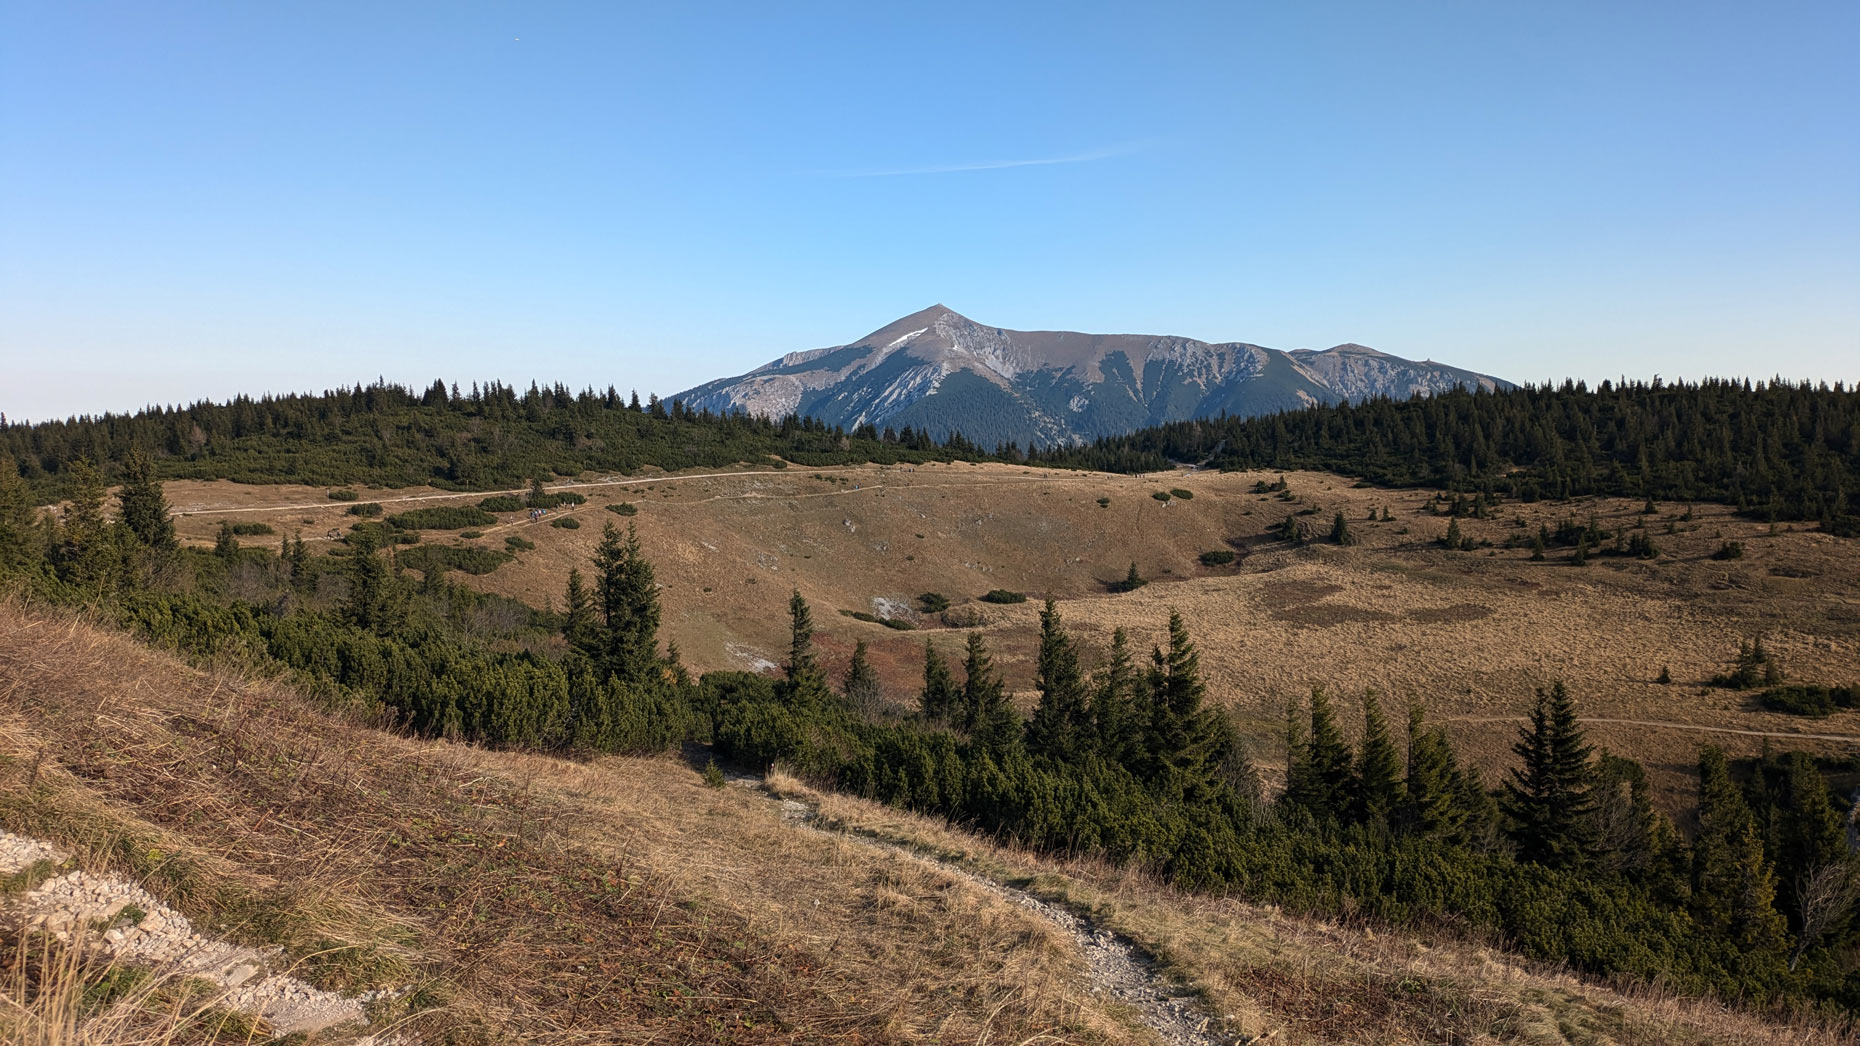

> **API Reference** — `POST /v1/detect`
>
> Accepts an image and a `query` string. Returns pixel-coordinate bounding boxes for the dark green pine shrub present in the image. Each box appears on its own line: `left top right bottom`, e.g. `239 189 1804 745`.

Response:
1151 491 1172 502
1711 541 1745 560
505 535 535 551
918 592 951 613
479 495 526 512
387 506 497 530
607 502 639 516
460 530 484 539
979 589 1026 604
1199 549 1236 566
1169 488 1194 500
327 488 360 501
551 516 581 529
1096 497 1111 508
1757 684 1857 717
398 543 514 576
347 502 384 517
229 521 274 536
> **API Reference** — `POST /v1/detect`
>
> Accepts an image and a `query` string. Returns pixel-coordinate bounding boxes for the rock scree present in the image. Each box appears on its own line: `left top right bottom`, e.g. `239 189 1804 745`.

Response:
0 829 390 1038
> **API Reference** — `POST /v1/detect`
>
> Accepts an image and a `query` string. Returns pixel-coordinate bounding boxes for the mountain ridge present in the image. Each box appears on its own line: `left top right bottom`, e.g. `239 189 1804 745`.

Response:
676 305 1512 448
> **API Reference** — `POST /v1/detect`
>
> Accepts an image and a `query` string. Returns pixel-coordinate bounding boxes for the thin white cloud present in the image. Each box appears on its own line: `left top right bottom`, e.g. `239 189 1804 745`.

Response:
818 144 1141 178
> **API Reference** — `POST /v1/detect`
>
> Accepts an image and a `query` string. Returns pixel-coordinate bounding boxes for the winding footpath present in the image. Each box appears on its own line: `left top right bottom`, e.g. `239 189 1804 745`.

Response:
742 780 1246 1046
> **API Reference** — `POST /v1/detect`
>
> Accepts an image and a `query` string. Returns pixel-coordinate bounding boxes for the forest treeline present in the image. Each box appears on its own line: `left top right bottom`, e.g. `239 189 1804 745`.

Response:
1033 378 1860 535
7 378 1857 539
0 379 991 498
2 459 1858 1018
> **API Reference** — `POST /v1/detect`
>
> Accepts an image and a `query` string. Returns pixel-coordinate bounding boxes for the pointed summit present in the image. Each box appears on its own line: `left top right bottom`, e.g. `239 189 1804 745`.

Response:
857 304 969 346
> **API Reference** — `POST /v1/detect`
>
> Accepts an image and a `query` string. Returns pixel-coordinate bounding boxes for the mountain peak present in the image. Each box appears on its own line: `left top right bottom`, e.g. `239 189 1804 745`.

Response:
858 304 972 346
677 311 1510 449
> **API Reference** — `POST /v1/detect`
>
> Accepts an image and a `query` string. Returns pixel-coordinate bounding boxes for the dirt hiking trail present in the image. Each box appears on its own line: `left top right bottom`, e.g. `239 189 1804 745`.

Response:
734 776 1248 1046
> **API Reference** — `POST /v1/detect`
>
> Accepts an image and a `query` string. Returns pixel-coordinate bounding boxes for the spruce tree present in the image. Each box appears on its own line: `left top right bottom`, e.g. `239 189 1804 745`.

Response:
344 526 396 632
56 459 118 590
1331 511 1357 547
213 521 240 559
1502 682 1595 867
117 448 174 549
919 640 958 723
0 456 43 573
960 632 1019 758
1398 702 1461 839
784 587 819 686
1355 692 1402 824
562 567 597 656
1692 746 1790 954
1025 600 1092 762
843 639 883 716
1284 687 1353 822
286 533 310 588
1443 517 1463 549
1142 612 1220 789
591 522 661 684
1589 752 1661 879
1090 628 1142 770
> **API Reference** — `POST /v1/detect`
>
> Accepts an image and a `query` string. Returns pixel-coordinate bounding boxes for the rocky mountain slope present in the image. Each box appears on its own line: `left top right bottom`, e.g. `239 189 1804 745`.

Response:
675 305 1512 448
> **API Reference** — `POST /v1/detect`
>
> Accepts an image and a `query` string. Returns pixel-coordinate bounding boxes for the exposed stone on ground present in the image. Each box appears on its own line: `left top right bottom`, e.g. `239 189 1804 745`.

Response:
0 828 385 1037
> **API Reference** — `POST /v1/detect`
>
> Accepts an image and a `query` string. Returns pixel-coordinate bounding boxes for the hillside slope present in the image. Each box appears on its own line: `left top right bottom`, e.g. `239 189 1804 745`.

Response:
675 306 1510 448
0 603 1842 1044
168 462 1860 814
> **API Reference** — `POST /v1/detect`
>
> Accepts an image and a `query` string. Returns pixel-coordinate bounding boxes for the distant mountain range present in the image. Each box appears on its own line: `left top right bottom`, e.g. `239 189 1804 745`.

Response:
675 305 1512 449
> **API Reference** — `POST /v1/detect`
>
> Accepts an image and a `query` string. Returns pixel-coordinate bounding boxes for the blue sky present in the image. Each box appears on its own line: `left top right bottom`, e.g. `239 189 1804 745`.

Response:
2 1 1855 422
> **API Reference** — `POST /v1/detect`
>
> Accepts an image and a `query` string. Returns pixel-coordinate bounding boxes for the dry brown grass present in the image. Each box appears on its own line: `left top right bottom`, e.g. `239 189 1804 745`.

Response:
0 600 1144 1044
164 464 1860 814
765 773 1852 1046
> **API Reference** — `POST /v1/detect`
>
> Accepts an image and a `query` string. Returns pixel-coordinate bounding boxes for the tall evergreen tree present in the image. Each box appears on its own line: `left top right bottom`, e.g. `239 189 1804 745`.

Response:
1502 682 1595 868
1283 687 1353 822
843 639 883 716
1025 600 1092 762
55 459 118 590
0 456 43 574
117 448 174 550
1398 702 1463 840
919 640 959 723
1692 745 1790 955
1090 628 1142 769
561 567 598 656
1142 612 1221 790
591 522 661 684
1355 692 1402 824
784 587 820 686
343 526 397 633
213 521 239 559
960 632 1019 757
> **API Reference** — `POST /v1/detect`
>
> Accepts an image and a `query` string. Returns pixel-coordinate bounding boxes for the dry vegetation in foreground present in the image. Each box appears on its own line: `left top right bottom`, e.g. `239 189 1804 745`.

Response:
0 601 1140 1044
164 462 1860 813
765 771 1853 1046
1 600 1855 1043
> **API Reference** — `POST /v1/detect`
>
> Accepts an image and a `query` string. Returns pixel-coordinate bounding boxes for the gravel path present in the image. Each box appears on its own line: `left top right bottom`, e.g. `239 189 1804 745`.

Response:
0 829 388 1037
756 787 1246 1045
